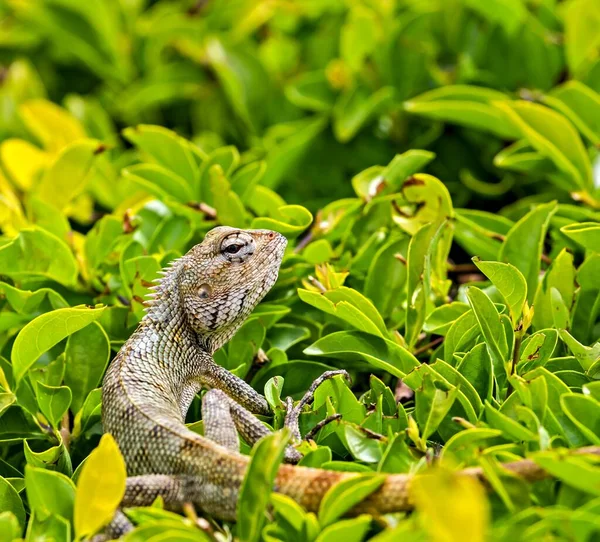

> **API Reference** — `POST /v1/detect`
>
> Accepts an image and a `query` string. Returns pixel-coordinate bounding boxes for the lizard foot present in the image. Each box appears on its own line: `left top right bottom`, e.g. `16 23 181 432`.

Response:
283 370 350 447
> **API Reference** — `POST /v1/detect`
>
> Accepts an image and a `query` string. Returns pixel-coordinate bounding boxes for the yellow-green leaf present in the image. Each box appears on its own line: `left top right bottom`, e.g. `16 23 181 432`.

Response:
19 99 86 154
0 138 49 191
74 434 126 540
36 139 104 210
411 468 489 542
0 227 78 286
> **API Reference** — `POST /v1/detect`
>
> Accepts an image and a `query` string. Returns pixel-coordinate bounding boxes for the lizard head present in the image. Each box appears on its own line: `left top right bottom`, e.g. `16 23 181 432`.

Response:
178 226 287 351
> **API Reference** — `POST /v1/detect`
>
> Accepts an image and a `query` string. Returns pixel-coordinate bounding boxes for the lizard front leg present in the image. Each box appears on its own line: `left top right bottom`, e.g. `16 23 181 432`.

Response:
200 361 270 415
201 366 349 462
202 388 302 463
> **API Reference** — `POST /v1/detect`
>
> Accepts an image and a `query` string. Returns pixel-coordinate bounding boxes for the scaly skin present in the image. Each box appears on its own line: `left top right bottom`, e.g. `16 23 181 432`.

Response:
102 226 600 533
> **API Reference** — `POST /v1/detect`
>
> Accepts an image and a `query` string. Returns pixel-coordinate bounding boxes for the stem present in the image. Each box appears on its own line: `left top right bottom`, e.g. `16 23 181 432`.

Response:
413 336 444 357
304 414 342 441
60 412 71 450
506 330 523 398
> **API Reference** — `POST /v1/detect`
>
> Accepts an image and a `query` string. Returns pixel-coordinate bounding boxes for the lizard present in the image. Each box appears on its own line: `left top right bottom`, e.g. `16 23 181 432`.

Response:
101 225 600 537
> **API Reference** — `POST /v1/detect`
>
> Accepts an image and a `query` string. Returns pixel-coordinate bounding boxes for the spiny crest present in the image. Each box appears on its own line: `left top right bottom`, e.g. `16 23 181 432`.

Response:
142 254 186 315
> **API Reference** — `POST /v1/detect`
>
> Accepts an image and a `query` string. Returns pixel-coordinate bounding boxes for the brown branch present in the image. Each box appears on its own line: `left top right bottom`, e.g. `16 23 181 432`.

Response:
413 336 444 357
304 414 342 441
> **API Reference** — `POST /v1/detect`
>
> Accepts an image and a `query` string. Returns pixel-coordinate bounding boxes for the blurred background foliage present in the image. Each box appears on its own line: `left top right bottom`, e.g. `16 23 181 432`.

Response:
1 0 599 212
1 0 600 541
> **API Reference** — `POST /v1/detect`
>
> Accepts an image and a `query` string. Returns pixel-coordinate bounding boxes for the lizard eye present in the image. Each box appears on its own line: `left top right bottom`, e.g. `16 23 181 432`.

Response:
220 233 255 262
224 244 242 255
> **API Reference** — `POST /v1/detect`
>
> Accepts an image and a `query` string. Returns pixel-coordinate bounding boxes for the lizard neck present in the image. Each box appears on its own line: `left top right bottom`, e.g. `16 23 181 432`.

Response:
143 257 187 328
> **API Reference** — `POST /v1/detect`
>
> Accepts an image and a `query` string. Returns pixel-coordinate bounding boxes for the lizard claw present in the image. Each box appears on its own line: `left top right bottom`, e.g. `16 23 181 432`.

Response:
283 370 350 446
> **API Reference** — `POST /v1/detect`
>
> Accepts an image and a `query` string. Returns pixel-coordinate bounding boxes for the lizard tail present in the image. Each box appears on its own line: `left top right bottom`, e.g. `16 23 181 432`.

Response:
275 464 412 514
273 445 600 516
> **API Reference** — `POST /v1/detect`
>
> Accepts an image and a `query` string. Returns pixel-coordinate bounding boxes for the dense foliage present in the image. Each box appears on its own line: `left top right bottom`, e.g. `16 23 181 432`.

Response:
1 0 600 540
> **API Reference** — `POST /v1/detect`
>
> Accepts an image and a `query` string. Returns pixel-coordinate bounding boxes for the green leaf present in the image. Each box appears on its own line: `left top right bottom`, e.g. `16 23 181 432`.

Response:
404 85 517 139
560 223 600 253
0 511 20 542
484 402 538 442
494 101 592 191
208 164 247 228
261 117 328 189
264 377 284 410
353 150 435 199
0 227 78 286
343 424 384 463
0 282 67 315
559 330 600 373
25 465 75 521
467 287 509 389
441 428 502 465
517 329 559 373
270 493 307 533
456 343 493 403
11 306 105 382
0 476 25 530
390 175 453 236
464 0 527 35
473 258 527 324
532 249 575 331
298 287 388 338
533 453 600 496
499 201 557 304
333 86 394 143
364 237 408 319
123 125 199 187
444 309 478 364
36 382 71 429
522 367 588 447
454 210 512 260
285 71 335 112
24 434 72 476
415 373 458 442
251 205 312 237
563 0 600 75
238 430 291 542
571 253 600 344
560 395 600 445
304 330 419 378
36 139 103 210
424 302 470 336
122 164 194 203
406 222 438 348
544 81 600 145
341 6 378 71
26 512 72 542
318 474 385 527
316 515 372 542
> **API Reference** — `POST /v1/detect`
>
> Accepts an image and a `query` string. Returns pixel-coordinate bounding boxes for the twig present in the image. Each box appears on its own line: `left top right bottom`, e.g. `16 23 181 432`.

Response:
60 412 70 450
304 414 342 441
358 426 386 441
413 336 444 357
506 326 523 398
187 202 217 220
448 263 478 273
294 230 313 253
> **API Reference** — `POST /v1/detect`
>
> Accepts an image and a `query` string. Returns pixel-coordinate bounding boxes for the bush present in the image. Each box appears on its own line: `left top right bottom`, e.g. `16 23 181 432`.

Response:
0 0 599 540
